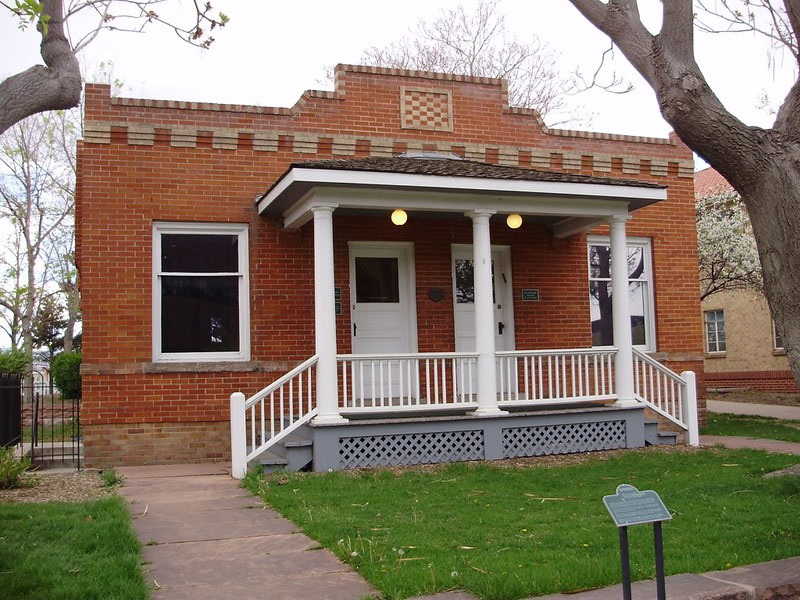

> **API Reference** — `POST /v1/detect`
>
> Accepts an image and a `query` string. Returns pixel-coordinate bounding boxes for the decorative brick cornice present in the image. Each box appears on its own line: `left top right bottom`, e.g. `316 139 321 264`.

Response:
83 120 695 178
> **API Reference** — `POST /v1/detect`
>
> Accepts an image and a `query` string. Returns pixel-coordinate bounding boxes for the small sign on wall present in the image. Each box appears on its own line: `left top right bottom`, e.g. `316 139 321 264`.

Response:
335 302 342 316
521 289 540 302
334 287 341 300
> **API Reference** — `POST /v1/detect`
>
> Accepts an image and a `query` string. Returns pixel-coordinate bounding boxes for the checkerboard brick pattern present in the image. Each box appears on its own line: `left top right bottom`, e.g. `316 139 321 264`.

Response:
401 87 453 131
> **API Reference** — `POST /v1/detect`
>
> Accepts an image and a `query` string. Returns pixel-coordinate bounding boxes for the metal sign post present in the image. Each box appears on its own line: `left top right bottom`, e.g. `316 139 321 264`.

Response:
603 484 671 600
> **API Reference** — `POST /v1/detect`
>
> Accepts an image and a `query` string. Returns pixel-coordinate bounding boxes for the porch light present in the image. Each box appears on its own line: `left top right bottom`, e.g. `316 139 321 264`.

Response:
391 209 408 226
506 213 522 229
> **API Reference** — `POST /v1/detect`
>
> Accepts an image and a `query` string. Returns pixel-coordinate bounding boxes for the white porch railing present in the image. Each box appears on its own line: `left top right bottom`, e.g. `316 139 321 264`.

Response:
230 355 318 478
496 348 618 406
632 348 699 445
337 352 479 412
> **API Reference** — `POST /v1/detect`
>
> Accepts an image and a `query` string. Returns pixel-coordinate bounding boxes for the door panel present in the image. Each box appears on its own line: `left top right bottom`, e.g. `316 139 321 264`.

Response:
452 246 515 393
350 245 416 400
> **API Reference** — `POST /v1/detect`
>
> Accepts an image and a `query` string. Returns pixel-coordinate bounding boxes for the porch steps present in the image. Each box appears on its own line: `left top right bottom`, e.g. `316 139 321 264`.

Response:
257 425 313 473
644 419 678 446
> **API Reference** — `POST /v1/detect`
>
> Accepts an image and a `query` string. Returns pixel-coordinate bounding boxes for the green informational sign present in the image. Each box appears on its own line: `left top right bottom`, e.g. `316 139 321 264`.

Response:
603 484 671 527
335 301 342 316
334 287 341 300
521 288 540 302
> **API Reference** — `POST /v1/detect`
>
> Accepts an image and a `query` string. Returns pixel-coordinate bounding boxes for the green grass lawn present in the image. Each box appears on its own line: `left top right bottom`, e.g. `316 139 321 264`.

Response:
245 448 800 600
702 413 800 443
0 496 149 600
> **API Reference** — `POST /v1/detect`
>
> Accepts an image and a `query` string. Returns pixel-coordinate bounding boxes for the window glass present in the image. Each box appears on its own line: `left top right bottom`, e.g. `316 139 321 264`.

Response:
155 224 248 361
355 257 399 303
704 310 726 353
161 234 238 273
774 320 784 350
588 239 653 350
161 276 240 352
455 259 475 304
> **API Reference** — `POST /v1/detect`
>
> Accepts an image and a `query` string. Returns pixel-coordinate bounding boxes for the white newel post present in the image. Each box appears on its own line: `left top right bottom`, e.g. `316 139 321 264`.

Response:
681 370 700 446
469 210 504 416
609 215 636 404
230 392 246 479
311 206 347 424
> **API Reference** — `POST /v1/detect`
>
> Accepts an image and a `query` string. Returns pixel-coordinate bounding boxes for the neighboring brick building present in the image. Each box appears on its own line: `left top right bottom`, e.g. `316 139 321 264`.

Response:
77 65 705 468
696 167 798 394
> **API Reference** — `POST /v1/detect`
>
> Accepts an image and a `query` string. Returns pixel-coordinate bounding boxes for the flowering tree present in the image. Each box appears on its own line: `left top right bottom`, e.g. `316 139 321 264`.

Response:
697 189 762 300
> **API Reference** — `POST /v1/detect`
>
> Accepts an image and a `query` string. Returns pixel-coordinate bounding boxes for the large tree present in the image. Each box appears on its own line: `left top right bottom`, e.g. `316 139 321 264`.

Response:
0 0 228 134
567 0 800 387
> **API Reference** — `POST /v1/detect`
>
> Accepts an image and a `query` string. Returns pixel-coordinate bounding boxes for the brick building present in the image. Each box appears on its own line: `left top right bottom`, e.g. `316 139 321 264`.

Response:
696 167 798 394
77 65 705 470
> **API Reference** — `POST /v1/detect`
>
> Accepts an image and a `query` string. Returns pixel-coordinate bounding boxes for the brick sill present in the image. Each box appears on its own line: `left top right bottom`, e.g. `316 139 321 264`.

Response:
82 360 295 375
705 352 726 359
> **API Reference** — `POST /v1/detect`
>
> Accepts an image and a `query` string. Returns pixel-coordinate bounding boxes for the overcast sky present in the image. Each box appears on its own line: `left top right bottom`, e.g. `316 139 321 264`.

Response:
2 0 795 147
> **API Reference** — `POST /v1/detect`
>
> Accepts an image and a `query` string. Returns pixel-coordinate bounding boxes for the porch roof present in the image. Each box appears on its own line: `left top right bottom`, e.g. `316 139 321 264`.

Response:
256 155 667 233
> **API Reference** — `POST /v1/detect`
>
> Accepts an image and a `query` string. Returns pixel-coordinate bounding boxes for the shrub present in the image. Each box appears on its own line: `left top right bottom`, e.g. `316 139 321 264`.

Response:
52 352 82 399
0 349 27 374
100 468 124 487
0 448 30 489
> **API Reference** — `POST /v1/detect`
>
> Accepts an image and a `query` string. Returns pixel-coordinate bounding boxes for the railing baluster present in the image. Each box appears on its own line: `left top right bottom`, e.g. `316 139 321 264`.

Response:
260 398 265 449
270 392 275 438
433 359 440 404
279 387 284 433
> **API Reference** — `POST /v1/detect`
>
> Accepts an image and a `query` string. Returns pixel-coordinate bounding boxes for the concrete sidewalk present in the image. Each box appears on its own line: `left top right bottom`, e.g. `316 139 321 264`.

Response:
409 558 800 600
117 463 375 600
701 434 800 455
707 399 800 420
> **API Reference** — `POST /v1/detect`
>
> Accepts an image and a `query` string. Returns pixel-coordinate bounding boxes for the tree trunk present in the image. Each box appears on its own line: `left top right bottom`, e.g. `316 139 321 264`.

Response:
739 164 800 389
62 283 79 353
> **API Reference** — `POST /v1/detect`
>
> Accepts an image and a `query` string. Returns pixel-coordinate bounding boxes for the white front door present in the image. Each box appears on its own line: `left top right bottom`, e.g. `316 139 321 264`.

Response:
349 243 417 399
452 245 515 392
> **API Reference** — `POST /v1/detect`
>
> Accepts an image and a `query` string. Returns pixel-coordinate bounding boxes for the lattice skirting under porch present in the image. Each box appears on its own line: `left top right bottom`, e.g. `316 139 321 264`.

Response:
325 415 633 470
502 420 626 458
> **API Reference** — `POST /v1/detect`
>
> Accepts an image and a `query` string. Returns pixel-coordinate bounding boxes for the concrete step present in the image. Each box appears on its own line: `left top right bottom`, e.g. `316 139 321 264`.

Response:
255 427 314 473
257 450 289 474
644 420 679 446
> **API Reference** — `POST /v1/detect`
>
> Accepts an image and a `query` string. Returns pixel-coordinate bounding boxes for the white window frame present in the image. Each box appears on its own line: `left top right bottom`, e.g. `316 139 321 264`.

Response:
772 319 785 353
153 222 250 362
703 309 726 354
587 235 657 352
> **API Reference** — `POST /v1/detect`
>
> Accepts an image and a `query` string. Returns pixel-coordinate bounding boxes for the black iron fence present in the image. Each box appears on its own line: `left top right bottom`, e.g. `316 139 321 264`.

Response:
0 370 81 469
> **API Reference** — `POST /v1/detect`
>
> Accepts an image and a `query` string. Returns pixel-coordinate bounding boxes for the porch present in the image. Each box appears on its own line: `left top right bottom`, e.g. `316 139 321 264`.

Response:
230 155 700 477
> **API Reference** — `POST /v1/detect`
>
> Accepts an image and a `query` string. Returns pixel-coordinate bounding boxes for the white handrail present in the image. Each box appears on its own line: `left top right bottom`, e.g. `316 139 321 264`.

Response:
632 348 699 445
496 348 617 404
230 355 318 479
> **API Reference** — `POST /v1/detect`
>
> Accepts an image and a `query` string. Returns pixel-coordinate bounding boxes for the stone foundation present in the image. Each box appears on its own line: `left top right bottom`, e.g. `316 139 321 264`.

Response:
83 421 230 468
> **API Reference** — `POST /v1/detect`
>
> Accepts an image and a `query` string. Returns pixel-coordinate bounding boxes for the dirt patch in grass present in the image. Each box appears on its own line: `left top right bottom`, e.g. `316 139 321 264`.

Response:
708 391 800 407
0 471 113 503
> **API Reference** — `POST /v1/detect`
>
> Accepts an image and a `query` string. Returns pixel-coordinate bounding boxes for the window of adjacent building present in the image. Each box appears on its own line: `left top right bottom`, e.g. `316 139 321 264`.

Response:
704 310 726 353
153 223 250 361
588 236 655 351
773 319 784 352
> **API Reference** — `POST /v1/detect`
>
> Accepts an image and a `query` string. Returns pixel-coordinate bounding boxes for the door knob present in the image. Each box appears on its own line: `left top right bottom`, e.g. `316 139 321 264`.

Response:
498 321 505 335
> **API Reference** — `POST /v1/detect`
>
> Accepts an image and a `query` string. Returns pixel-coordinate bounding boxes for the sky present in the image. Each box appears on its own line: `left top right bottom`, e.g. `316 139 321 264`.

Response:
1 0 796 148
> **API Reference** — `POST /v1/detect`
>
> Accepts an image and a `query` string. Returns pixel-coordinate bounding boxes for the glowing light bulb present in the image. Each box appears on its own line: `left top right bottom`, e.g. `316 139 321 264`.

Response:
506 213 522 229
391 209 408 226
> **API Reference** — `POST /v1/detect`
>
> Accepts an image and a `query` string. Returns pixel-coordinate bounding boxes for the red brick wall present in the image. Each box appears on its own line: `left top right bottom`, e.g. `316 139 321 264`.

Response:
77 65 704 466
706 370 799 393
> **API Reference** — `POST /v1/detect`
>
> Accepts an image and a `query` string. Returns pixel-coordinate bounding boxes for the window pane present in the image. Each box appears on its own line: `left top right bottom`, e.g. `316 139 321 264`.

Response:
627 247 645 279
590 281 648 346
629 282 647 346
589 245 611 279
355 257 399 303
161 275 240 353
590 281 614 346
162 234 239 273
455 259 474 304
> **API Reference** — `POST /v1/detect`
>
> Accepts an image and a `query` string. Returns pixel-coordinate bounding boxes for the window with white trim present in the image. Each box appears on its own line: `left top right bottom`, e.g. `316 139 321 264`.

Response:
704 310 726 353
153 222 249 361
773 319 784 352
588 236 656 351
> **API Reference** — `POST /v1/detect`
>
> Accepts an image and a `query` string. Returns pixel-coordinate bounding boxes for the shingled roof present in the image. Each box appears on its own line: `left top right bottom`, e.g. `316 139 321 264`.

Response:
276 156 665 191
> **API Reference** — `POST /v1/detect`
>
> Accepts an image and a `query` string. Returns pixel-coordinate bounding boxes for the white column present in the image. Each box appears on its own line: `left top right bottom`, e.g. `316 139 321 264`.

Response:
311 206 347 424
609 215 635 404
681 371 700 446
468 210 505 416
230 392 247 479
